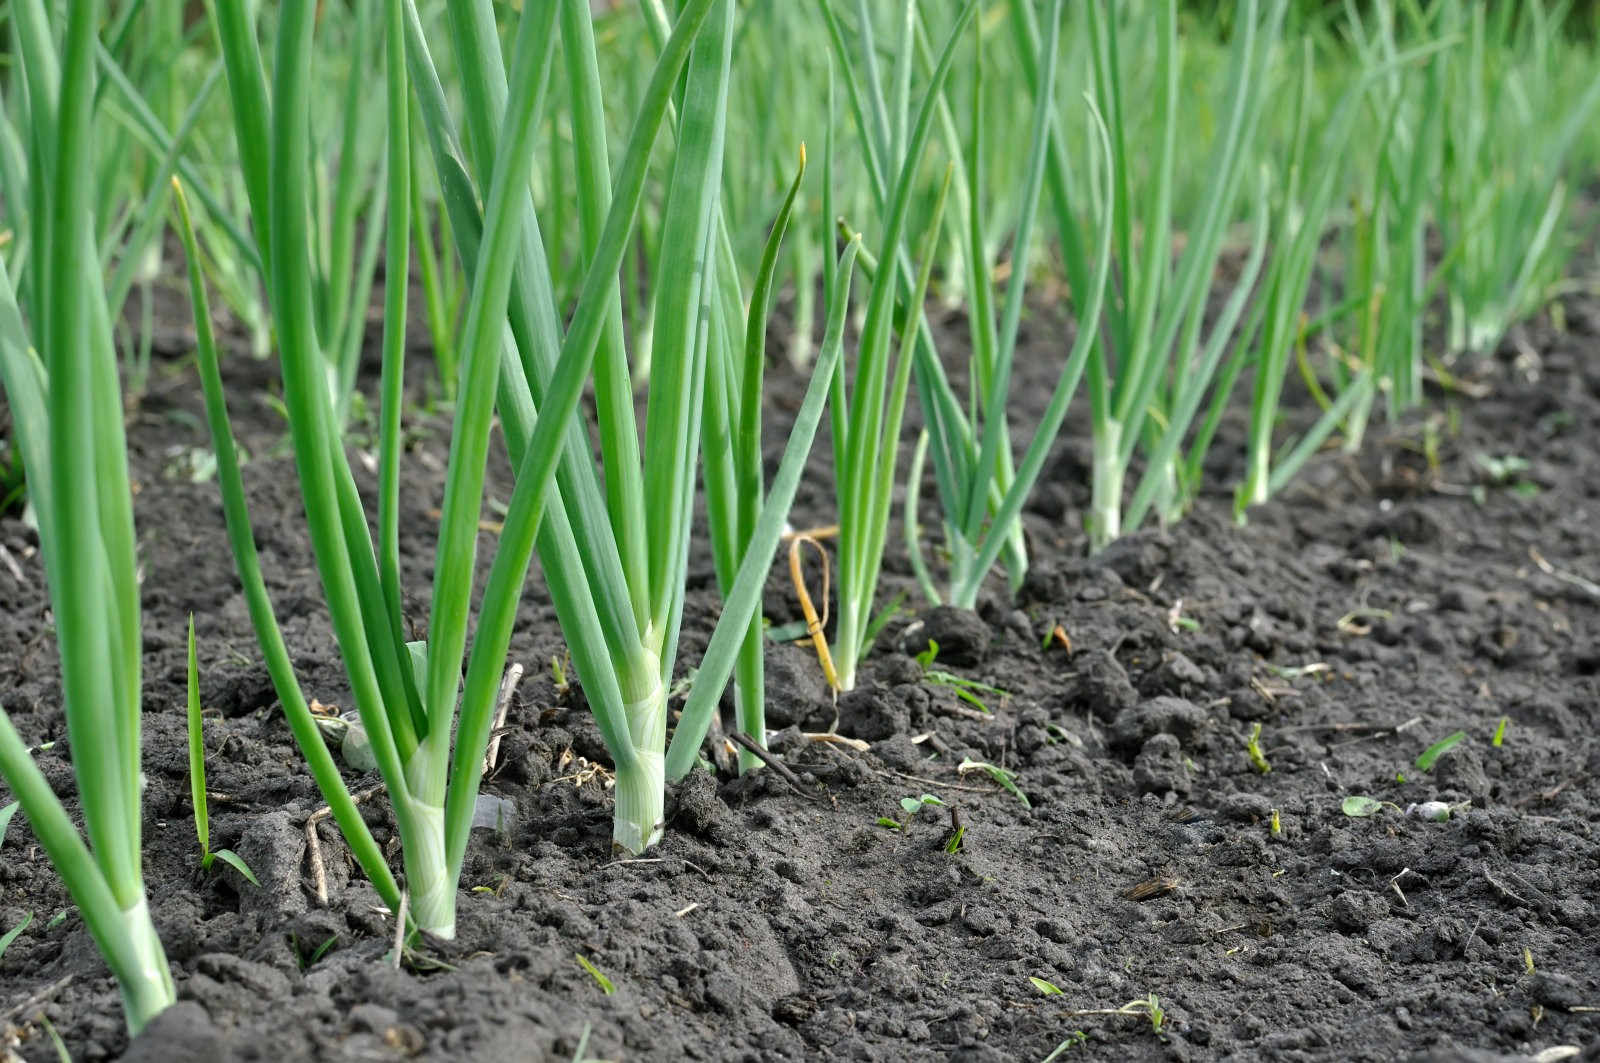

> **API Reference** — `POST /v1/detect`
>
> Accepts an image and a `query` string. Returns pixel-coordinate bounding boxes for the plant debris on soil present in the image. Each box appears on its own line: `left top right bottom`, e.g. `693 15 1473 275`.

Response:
2 269 1599 1062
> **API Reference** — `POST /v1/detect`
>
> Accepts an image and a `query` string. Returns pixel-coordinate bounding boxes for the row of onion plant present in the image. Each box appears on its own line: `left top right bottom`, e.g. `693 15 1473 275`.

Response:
0 0 177 1034
179 0 870 944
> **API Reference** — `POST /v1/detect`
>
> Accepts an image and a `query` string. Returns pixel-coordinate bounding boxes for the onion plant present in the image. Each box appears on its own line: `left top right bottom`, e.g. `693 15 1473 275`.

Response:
1435 0 1600 355
699 148 809 770
1017 0 1285 549
806 0 987 691
904 0 1116 609
1319 0 1445 449
187 0 852 942
594 0 856 766
0 0 175 1034
208 0 392 419
1 1 227 397
1235 21 1458 519
1232 47 1371 518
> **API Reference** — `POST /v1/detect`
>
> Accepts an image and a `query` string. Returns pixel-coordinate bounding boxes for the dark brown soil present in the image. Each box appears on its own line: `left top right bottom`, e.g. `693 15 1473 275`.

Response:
2 261 1599 1063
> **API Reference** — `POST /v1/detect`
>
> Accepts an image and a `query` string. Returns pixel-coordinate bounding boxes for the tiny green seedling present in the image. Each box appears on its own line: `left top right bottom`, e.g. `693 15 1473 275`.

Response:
0 911 31 961
186 616 261 886
1265 662 1331 681
305 934 338 968
1422 417 1442 477
915 640 1009 713
880 793 946 831
861 592 909 661
959 759 1031 808
291 931 341 971
1471 453 1538 502
0 800 17 844
1245 723 1271 774
575 953 615 995
1128 993 1165 1033
1030 975 1065 996
40 1016 70 1063
1269 808 1281 836
1062 993 1167 1035
568 1023 611 1063
944 824 966 854
550 653 571 697
1341 795 1402 818
1492 716 1509 747
1415 730 1466 772
1472 452 1532 484
1040 1030 1089 1060
765 619 810 643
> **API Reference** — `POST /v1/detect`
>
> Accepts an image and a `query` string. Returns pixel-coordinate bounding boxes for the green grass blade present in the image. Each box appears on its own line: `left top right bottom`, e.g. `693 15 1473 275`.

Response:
186 615 208 861
322 0 377 355
190 4 272 276
0 911 30 960
1124 186 1272 531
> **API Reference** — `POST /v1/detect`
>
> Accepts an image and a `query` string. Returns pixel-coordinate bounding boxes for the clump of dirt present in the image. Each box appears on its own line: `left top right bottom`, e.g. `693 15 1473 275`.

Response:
2 271 1598 1061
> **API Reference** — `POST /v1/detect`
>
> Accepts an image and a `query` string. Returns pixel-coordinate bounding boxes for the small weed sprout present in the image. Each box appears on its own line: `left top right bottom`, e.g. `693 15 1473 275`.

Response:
1245 723 1271 774
550 653 570 697
944 824 966 854
915 640 1008 713
1140 994 1165 1033
186 617 260 886
958 759 1031 808
575 954 615 995
0 911 31 961
1060 992 1168 1038
1040 1030 1089 1060
1471 454 1538 503
880 793 945 831
290 933 338 971
1415 730 1467 772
